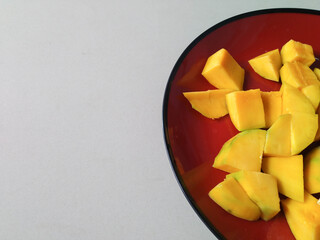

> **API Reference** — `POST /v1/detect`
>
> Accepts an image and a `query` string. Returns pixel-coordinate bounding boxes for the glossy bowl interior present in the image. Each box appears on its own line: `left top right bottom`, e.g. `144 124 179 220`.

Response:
163 8 320 240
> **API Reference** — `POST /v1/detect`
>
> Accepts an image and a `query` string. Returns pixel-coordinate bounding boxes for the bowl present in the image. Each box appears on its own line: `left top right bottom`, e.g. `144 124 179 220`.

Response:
163 8 320 240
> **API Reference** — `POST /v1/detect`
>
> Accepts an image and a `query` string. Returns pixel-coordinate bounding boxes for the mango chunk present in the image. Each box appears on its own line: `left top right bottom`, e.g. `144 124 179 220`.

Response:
208 177 261 221
280 39 315 66
280 61 319 88
183 89 234 119
300 84 320 110
226 89 265 131
264 114 291 157
213 129 266 173
227 170 280 221
282 191 320 240
314 67 320 80
315 107 320 141
248 49 282 82
281 83 315 114
202 48 245 90
291 112 318 155
261 91 282 128
262 155 304 202
304 146 320 194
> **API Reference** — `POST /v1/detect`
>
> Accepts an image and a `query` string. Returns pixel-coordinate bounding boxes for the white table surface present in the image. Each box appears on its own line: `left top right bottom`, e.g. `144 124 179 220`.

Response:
1 1 320 240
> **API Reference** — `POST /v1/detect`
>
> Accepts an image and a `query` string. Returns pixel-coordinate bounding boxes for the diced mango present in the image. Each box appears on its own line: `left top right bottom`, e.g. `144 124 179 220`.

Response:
262 155 304 202
183 89 234 119
280 39 315 66
300 84 320 110
261 91 282 128
213 129 266 173
282 191 320 240
264 114 291 157
226 89 265 131
315 107 320 141
314 67 320 80
280 61 319 88
281 83 315 114
291 112 318 155
248 49 282 82
227 170 280 221
202 48 245 90
304 146 320 194
208 177 261 221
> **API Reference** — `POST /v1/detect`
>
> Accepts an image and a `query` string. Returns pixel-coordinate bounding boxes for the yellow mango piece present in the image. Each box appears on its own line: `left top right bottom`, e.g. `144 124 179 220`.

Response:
304 146 320 194
280 61 319 88
183 89 234 119
202 48 245 90
213 129 266 173
227 170 280 221
291 112 318 155
262 155 304 202
226 89 265 131
300 84 320 110
282 191 320 240
280 39 315 66
208 177 261 221
261 91 282 128
281 83 315 114
315 107 320 141
248 49 282 82
264 114 291 157
314 67 320 80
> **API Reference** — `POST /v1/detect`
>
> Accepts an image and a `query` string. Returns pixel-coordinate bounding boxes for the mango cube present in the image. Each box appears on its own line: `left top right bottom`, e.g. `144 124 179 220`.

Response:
262 155 304 202
248 49 282 82
183 89 234 119
315 107 320 141
213 129 266 173
282 191 320 240
208 177 261 221
261 91 282 128
304 146 320 194
227 170 280 221
226 89 265 131
314 67 320 80
280 39 315 66
300 84 320 110
202 48 245 90
280 61 319 88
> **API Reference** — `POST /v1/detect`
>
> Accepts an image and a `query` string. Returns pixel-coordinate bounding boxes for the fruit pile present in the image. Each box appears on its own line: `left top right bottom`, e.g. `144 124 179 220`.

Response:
183 40 320 240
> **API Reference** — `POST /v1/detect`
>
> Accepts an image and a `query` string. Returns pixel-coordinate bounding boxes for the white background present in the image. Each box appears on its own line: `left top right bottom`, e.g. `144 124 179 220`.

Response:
1 1 320 240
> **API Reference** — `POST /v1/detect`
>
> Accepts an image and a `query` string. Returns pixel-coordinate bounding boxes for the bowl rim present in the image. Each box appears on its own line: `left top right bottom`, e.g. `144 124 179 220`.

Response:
162 7 320 240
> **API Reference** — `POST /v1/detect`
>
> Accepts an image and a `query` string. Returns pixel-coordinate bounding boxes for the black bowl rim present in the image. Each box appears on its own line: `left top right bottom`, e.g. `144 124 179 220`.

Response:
162 7 320 240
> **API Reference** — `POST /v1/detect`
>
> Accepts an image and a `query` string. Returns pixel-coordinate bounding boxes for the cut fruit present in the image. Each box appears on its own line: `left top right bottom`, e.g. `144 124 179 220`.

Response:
227 170 280 221
183 89 234 119
202 48 245 90
282 191 320 240
304 146 320 194
208 177 261 221
213 129 266 173
260 91 282 128
280 39 315 66
248 49 282 82
262 155 304 202
226 89 265 131
300 84 320 110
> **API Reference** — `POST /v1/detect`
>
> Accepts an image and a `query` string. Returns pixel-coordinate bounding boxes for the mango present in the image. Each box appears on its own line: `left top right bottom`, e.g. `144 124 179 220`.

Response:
315 107 320 141
280 61 319 88
262 155 304 202
260 91 282 128
183 89 234 119
226 89 265 131
281 83 315 114
213 129 266 173
280 39 315 66
227 170 280 221
291 112 318 155
282 191 320 240
202 48 245 90
248 49 282 82
304 146 320 194
264 114 291 157
314 67 320 80
300 84 320 110
208 177 261 221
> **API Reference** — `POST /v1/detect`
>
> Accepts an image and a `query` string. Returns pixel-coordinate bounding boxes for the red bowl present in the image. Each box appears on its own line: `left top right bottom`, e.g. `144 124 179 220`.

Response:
163 8 320 240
